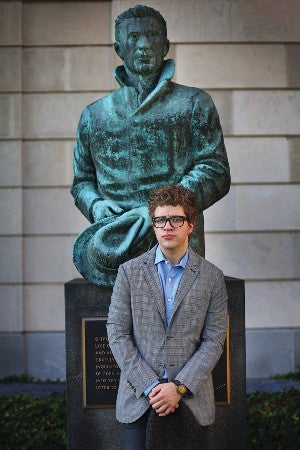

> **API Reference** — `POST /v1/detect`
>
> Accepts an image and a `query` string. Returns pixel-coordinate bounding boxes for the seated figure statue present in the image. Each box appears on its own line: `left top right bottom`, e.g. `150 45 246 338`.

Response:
71 4 231 287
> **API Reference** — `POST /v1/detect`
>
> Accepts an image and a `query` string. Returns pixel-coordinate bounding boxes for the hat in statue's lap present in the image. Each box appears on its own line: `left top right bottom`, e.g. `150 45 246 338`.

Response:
73 209 155 287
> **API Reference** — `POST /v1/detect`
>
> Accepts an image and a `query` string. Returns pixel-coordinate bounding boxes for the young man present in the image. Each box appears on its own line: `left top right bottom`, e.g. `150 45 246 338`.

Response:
107 185 228 449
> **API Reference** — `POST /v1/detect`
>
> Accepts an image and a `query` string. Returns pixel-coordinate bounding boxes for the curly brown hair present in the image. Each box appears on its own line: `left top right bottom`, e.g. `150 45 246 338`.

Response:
148 185 198 223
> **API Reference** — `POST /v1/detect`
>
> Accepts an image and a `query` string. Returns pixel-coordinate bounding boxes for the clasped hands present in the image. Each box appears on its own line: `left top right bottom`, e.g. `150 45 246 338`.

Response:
149 382 181 417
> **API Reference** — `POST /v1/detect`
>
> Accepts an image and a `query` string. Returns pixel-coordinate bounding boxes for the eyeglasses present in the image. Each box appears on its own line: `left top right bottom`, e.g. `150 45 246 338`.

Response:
152 215 189 228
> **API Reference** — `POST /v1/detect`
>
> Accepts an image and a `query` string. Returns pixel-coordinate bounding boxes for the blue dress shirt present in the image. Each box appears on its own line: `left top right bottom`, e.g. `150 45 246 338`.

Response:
144 246 189 396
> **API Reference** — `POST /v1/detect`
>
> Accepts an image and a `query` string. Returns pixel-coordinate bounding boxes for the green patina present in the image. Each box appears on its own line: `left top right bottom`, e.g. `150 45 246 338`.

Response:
71 5 231 287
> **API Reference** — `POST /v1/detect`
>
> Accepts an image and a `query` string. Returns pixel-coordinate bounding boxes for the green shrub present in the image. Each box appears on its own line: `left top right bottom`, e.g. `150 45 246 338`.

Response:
0 373 36 384
271 365 300 381
247 389 300 449
1 388 300 449
0 373 63 384
0 392 67 450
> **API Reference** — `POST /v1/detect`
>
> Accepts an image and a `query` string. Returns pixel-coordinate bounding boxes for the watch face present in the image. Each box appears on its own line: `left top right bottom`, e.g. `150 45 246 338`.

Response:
177 384 188 395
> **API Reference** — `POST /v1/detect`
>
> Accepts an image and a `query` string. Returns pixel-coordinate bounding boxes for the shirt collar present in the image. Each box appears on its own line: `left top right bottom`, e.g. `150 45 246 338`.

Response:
155 246 189 268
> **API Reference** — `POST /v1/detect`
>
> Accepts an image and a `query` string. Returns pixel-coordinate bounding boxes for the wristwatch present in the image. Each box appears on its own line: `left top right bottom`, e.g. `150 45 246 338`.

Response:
172 379 189 396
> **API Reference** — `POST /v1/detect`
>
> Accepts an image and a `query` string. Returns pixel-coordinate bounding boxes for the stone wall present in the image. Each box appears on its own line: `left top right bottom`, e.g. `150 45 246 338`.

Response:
0 0 299 379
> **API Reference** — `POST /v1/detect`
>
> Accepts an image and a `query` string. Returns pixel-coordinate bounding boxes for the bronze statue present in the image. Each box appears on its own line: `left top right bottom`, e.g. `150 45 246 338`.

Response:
71 5 230 287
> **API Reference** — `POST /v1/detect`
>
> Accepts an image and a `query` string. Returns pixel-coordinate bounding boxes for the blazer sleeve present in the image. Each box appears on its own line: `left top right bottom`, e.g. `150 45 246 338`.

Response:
175 268 228 395
107 264 159 398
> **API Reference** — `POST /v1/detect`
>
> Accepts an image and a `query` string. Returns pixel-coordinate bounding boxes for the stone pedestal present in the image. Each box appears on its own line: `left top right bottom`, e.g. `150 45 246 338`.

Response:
208 277 247 449
65 276 246 450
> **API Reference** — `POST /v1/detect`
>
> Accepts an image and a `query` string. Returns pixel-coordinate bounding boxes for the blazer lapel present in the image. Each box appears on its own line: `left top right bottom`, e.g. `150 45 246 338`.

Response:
141 248 166 324
169 250 203 325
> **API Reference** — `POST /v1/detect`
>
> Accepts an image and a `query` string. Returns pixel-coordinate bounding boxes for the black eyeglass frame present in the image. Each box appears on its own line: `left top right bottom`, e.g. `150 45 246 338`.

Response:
152 215 190 228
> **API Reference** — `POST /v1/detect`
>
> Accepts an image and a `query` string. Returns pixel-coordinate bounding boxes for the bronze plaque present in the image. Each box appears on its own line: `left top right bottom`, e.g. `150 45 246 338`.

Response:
82 316 230 408
82 318 120 408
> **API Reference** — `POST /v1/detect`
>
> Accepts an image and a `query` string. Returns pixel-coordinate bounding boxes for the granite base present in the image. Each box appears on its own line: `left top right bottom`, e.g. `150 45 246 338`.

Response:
65 276 246 449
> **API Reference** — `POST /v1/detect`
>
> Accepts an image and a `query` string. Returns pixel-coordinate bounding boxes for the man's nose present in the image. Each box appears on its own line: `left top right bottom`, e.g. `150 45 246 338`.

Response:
163 219 173 229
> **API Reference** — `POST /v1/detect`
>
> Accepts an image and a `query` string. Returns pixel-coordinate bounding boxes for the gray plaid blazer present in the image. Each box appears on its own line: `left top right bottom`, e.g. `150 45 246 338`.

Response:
107 246 228 426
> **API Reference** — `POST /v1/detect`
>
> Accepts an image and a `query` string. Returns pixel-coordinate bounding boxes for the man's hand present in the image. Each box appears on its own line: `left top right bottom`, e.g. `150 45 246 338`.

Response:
92 200 123 222
149 382 181 416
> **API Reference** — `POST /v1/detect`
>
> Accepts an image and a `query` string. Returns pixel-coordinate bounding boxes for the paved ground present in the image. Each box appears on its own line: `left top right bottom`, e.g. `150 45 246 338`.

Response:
0 379 299 397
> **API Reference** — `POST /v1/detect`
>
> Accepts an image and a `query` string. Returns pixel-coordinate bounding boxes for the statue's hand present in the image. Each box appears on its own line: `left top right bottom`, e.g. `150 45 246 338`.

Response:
91 200 123 222
125 206 151 226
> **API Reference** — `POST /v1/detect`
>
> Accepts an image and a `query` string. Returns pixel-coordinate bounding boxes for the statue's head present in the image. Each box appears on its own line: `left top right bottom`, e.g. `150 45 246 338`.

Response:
114 5 170 77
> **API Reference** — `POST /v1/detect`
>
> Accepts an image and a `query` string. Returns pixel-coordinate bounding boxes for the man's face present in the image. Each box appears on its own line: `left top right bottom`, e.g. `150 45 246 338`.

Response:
152 205 194 255
115 17 169 76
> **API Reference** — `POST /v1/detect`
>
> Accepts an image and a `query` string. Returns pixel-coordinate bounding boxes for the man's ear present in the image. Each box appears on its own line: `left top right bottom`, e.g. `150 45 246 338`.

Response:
187 222 195 235
164 39 170 57
114 42 123 59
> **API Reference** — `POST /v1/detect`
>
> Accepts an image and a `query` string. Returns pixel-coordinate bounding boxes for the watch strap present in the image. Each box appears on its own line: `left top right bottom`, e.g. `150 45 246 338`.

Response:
172 380 193 399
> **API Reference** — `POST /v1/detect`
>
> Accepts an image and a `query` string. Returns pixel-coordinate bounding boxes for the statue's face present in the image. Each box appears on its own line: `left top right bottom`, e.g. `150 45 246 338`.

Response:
115 17 169 76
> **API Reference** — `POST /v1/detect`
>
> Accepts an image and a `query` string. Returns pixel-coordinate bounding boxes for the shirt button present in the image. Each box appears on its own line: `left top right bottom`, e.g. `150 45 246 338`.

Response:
168 298 172 302
132 182 138 190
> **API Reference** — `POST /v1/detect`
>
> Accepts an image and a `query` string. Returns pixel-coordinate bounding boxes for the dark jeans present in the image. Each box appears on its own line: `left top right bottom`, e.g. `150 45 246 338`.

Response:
120 408 209 450
121 409 151 450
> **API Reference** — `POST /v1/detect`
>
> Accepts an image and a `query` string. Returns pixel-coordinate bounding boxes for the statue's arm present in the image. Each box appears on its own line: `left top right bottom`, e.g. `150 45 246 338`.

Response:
70 108 122 222
180 92 231 212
